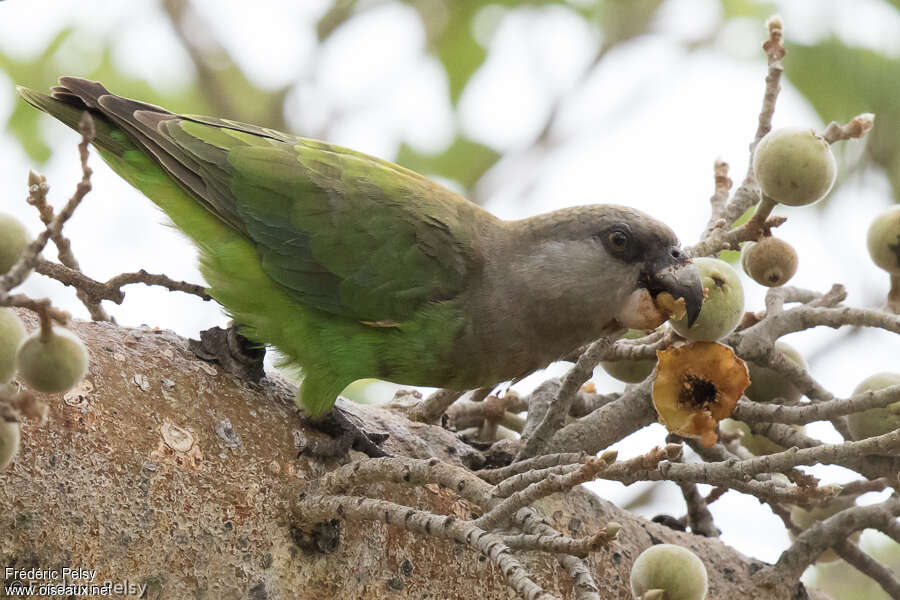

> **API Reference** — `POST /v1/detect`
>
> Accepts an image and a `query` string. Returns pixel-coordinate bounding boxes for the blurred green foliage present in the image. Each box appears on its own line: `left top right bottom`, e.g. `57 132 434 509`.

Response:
397 135 500 189
719 0 774 19
1 0 670 201
787 39 900 199
717 205 754 264
2 28 211 163
3 0 898 209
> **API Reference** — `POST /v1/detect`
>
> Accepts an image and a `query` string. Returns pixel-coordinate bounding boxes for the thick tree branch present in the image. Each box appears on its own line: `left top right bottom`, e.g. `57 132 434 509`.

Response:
544 379 656 456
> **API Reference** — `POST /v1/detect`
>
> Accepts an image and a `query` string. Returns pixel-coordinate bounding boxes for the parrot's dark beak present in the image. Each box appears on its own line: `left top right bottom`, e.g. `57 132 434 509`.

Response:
643 247 704 327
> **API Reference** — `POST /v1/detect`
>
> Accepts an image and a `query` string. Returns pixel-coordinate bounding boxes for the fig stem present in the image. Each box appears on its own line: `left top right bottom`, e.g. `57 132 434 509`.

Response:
38 307 54 343
887 274 900 315
749 194 778 234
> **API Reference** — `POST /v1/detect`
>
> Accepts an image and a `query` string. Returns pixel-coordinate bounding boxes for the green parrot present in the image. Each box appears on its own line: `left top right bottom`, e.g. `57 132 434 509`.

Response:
18 78 703 454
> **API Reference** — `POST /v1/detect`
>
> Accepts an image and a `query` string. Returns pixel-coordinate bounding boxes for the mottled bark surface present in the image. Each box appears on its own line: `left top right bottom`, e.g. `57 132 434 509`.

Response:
0 312 805 599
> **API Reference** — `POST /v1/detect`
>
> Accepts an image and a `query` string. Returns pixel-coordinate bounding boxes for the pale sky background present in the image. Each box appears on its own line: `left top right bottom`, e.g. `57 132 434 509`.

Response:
1 0 898 578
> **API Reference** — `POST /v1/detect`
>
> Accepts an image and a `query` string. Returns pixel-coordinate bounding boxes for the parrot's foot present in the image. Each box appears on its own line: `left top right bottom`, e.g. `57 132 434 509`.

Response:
299 407 392 458
190 324 265 383
651 514 687 532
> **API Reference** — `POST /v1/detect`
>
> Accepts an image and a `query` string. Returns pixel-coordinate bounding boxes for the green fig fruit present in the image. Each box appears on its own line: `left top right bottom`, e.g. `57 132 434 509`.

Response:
630 543 708 600
16 327 89 394
846 372 900 442
671 257 744 342
742 237 798 287
0 213 30 274
745 341 806 404
600 329 658 383
866 206 900 275
0 308 26 383
719 418 786 455
753 127 836 206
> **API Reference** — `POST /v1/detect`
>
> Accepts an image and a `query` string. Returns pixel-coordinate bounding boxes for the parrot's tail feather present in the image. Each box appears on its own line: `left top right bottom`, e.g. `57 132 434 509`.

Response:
23 77 232 231
56 76 169 116
53 77 111 109
96 95 210 202
16 84 128 157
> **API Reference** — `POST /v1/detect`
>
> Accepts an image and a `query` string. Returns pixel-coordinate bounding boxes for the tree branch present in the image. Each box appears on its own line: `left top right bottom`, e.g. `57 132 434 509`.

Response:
759 496 900 584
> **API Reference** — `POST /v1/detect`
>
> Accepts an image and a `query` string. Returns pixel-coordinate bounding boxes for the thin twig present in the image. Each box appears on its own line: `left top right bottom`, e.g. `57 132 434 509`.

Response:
701 159 733 239
677 478 720 537
493 464 584 499
733 384 900 425
296 494 556 600
759 496 900 584
409 388 465 423
543 379 656 456
654 429 900 484
500 524 619 558
690 16 788 257
476 456 614 530
835 540 900 600
517 335 621 461
0 113 96 330
477 453 589 485
821 113 876 145
316 456 494 508
35 260 211 304
26 171 108 321
515 508 604 600
449 392 529 430
751 422 900 483
687 195 783 257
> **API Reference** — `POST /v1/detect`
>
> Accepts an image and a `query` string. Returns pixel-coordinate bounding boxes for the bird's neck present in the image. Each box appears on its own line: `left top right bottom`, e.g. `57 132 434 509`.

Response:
463 220 629 378
500 226 622 335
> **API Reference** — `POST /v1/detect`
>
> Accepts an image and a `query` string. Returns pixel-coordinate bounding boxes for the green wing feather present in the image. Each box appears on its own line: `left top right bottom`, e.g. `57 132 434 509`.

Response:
32 77 478 325
170 120 473 322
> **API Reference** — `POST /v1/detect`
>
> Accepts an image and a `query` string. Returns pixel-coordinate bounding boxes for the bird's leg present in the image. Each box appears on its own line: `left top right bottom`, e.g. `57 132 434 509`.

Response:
189 323 266 382
299 406 392 459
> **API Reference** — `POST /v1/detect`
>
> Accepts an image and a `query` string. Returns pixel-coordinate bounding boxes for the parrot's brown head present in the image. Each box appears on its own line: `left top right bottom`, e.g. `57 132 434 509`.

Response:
514 204 703 331
593 206 704 329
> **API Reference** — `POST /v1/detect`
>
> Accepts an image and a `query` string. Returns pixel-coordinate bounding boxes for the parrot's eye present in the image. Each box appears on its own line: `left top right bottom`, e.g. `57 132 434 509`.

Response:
594 225 636 260
607 230 630 253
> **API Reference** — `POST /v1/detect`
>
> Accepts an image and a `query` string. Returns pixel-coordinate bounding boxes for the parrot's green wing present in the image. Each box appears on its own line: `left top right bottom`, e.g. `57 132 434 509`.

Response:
48 78 479 324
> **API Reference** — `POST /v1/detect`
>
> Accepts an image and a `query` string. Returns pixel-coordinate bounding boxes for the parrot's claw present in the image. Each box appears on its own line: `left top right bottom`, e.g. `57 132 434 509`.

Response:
189 324 265 383
299 407 393 459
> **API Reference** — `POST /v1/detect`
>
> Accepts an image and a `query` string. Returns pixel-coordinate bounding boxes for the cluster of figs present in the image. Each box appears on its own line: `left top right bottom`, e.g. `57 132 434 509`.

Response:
614 127 900 600
603 126 900 443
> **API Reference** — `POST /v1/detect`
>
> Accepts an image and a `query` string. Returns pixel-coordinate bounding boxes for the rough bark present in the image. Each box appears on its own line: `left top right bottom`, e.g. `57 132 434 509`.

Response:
0 312 807 599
